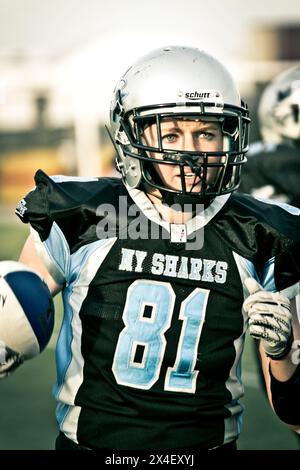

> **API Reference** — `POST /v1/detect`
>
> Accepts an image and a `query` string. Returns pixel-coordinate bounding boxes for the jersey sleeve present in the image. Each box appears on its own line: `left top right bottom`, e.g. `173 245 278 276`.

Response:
257 202 300 298
229 193 300 300
15 170 71 284
15 169 123 285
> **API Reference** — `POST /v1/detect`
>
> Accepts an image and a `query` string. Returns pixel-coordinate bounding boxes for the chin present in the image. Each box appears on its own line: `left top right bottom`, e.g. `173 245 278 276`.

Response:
187 185 202 193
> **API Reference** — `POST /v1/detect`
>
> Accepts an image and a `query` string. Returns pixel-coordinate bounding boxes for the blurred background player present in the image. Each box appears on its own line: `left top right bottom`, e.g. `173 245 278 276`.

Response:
239 65 300 446
239 65 300 207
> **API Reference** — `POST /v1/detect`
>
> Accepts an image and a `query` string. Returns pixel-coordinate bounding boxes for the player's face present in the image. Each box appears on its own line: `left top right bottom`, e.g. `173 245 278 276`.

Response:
142 118 224 192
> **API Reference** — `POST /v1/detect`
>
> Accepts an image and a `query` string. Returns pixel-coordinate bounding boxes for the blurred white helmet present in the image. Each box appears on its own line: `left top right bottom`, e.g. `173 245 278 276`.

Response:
259 65 300 147
109 46 250 206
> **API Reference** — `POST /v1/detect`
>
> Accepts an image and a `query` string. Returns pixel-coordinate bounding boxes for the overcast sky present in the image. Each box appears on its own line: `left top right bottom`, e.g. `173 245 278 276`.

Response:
0 0 300 61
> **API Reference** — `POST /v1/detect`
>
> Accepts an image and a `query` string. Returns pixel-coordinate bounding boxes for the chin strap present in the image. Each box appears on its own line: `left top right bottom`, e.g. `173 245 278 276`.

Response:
142 157 211 211
177 154 202 177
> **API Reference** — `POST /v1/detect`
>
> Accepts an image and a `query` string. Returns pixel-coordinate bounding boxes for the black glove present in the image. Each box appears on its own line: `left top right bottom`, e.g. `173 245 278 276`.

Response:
0 340 24 378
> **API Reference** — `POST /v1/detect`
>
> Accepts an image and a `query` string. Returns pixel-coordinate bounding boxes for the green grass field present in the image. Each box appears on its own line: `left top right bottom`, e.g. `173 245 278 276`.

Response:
0 213 299 450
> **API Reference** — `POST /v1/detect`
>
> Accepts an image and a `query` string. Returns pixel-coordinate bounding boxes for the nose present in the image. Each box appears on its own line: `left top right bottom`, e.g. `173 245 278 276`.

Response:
182 133 198 151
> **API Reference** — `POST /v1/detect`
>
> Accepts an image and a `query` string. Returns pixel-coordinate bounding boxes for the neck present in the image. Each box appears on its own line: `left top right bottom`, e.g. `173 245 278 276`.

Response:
146 189 198 224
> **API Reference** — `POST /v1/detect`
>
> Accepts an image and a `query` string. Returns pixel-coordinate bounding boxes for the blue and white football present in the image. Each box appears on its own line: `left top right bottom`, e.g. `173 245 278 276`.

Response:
0 260 54 359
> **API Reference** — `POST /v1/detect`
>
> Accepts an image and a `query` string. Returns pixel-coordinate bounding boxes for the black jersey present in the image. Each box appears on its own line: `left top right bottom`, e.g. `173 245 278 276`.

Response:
16 170 300 450
239 142 300 208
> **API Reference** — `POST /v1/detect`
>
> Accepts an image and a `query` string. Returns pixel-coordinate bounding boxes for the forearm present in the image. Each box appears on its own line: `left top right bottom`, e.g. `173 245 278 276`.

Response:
268 301 300 430
270 296 300 376
269 360 300 432
269 348 299 382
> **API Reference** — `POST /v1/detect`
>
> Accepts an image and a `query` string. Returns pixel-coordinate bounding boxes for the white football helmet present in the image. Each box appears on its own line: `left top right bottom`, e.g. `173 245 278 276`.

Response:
259 65 300 147
110 46 250 206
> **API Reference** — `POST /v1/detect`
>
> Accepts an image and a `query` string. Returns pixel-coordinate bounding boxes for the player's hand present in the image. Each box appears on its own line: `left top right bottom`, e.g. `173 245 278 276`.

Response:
243 278 293 360
0 341 24 378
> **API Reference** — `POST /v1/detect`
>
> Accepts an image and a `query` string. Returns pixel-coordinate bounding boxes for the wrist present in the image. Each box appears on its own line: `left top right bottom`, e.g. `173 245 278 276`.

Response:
265 331 294 360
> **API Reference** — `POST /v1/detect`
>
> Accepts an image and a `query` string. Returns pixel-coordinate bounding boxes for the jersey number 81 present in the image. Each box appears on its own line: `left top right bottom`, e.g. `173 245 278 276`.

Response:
112 280 209 394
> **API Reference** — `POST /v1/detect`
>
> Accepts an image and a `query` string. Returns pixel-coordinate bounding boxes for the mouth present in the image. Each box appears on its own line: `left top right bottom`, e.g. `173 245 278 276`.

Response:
175 173 201 185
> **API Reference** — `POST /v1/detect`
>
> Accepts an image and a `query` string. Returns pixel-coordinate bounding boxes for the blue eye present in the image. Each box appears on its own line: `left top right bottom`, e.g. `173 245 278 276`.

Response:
199 132 215 140
163 134 177 142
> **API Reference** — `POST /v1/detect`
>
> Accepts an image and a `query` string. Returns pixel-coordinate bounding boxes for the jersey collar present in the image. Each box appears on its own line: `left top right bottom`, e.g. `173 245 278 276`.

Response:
127 186 231 235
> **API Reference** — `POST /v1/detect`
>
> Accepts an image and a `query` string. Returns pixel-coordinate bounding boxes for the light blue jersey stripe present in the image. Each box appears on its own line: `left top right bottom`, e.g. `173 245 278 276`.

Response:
53 237 117 434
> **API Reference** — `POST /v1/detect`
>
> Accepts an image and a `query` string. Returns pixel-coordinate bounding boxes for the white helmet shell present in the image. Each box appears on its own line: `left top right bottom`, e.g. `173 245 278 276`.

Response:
110 46 249 202
112 46 241 115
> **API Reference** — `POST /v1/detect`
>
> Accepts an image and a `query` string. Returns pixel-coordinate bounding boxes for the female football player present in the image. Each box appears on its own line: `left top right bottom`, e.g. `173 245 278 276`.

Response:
9 46 300 451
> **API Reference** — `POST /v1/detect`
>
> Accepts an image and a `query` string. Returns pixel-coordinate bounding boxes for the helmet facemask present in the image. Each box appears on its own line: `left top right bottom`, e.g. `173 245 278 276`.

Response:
114 102 250 207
